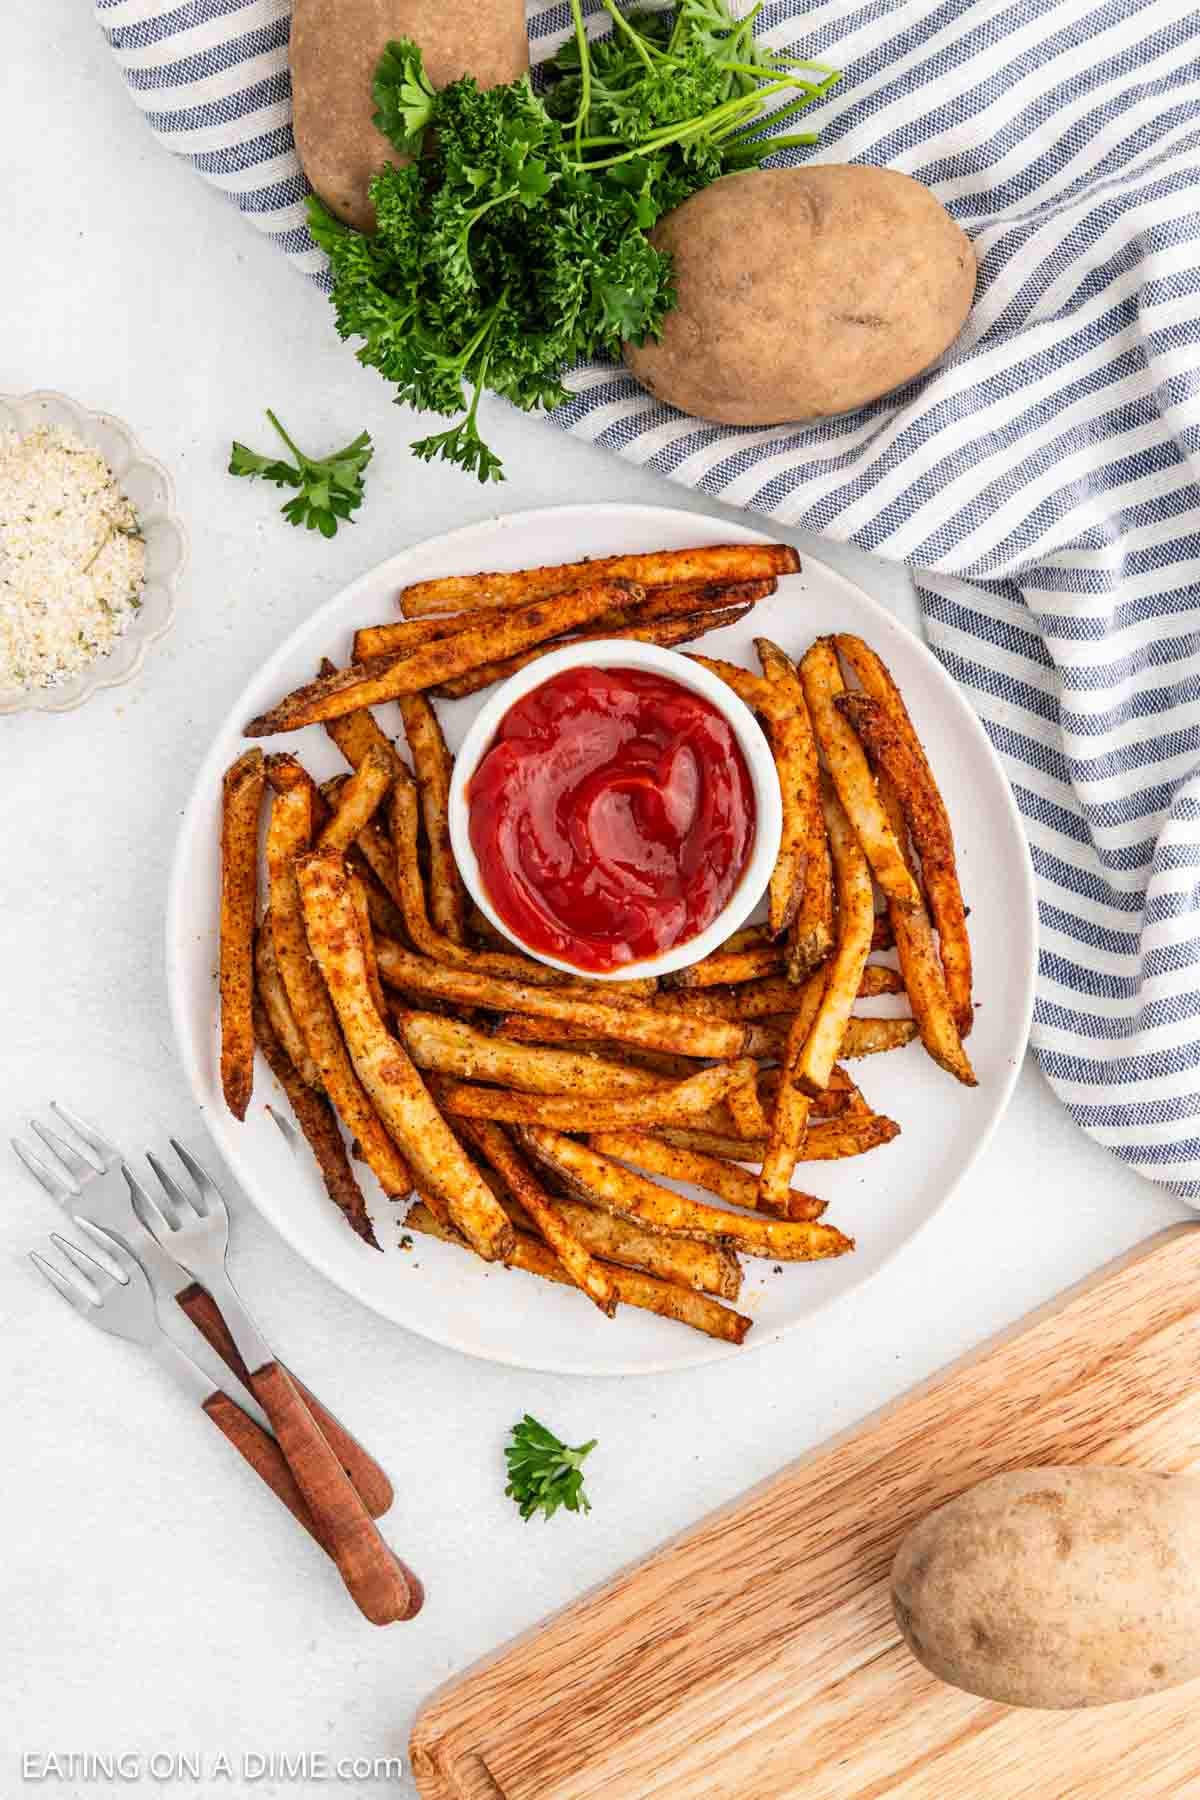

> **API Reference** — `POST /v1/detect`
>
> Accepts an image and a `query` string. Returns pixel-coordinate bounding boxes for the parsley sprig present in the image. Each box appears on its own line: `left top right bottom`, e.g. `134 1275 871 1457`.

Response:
309 2 838 483
228 409 374 537
505 1415 598 1522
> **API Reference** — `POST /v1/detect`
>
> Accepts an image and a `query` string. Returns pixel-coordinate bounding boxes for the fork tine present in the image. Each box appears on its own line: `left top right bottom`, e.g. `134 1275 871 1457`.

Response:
49 1101 121 1171
50 1231 116 1295
73 1217 138 1281
146 1151 199 1220
170 1140 220 1213
128 1168 176 1242
30 1250 95 1317
12 1137 77 1202
30 1119 101 1185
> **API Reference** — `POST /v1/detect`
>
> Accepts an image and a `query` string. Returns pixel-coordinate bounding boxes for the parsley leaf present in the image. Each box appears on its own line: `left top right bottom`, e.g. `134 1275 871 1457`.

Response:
504 1415 598 1522
228 410 373 538
314 6 838 483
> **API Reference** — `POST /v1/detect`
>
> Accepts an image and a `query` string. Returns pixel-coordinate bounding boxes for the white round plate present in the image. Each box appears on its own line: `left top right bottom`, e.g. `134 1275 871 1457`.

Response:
167 503 1036 1377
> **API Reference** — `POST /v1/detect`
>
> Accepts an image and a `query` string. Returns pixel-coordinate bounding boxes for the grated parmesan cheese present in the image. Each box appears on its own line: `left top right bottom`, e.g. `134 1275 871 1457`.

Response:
0 425 147 691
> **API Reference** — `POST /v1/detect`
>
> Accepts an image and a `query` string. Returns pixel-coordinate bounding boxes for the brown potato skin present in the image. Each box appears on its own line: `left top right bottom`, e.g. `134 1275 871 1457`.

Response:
290 0 529 233
625 166 976 426
891 1467 1200 1709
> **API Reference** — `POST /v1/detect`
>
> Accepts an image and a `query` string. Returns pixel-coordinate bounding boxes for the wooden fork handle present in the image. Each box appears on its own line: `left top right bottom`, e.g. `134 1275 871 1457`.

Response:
201 1391 324 1544
176 1283 394 1517
248 1360 423 1625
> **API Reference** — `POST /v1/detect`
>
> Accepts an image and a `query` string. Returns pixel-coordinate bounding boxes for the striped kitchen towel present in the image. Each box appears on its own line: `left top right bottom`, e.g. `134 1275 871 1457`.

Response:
97 0 1200 1194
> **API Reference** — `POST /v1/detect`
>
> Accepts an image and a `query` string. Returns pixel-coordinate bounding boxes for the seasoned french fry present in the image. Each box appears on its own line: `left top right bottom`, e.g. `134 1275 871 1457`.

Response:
404 1203 753 1344
457 1119 618 1316
589 1131 826 1223
652 1113 901 1162
219 748 265 1120
389 768 566 986
727 1064 770 1141
594 577 775 630
318 671 410 781
245 581 641 734
758 964 828 1209
352 613 482 663
684 653 786 718
793 786 876 1095
754 638 828 953
265 758 414 1200
295 849 513 1261
658 965 901 1022
251 983 378 1249
427 604 752 702
876 772 976 1085
349 873 389 1025
396 1012 667 1096
490 1023 705 1077
435 1059 751 1132
872 913 896 952
374 940 755 1058
254 917 321 1090
316 742 394 853
835 683 973 1040
520 1129 853 1261
744 1014 918 1059
347 845 409 941
664 944 786 990
397 542 800 617
396 693 468 944
355 811 407 912
500 1190 741 1297
799 637 920 909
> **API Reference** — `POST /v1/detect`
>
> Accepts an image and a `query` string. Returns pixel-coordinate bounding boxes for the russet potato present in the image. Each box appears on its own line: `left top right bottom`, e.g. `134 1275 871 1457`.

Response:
891 1466 1200 1708
624 165 975 426
290 0 528 233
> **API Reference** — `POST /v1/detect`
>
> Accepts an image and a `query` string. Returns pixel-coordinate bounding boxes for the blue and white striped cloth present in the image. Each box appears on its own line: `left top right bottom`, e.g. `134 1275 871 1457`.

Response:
97 0 1200 1194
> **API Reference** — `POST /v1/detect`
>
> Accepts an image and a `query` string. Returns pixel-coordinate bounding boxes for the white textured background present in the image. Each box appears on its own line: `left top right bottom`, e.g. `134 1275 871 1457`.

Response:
0 5 1185 1797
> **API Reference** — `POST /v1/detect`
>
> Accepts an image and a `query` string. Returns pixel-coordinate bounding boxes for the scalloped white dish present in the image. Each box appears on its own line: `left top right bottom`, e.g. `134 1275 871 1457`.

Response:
167 503 1036 1377
0 391 186 716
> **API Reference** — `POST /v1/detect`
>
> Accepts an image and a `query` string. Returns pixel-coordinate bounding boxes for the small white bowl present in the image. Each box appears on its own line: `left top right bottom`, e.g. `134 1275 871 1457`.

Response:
0 390 187 716
448 640 783 981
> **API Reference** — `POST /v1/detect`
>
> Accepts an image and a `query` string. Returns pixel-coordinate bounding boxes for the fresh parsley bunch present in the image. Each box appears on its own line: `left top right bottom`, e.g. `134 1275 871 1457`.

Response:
505 1415 598 1522
308 2 838 483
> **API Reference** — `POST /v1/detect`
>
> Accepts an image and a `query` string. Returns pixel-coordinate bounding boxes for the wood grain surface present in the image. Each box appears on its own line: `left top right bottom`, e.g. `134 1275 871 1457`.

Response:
411 1224 1200 1799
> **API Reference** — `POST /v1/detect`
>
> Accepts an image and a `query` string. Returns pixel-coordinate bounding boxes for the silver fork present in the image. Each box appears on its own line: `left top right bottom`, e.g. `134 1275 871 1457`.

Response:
136 1145 423 1625
13 1104 270 1431
30 1220 329 1547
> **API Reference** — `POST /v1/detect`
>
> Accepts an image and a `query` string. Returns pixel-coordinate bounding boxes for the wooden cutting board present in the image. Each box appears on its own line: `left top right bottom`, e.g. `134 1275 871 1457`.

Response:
411 1223 1200 1800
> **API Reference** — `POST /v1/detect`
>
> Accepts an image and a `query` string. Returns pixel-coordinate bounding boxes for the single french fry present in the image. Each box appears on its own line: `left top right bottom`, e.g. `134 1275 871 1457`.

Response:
264 758 414 1201
317 742 394 853
657 965 899 1022
295 849 514 1261
835 682 974 1040
793 787 876 1095
219 748 265 1120
593 577 776 631
251 983 378 1249
245 581 642 734
758 964 829 1208
352 613 482 662
435 1058 751 1132
727 1064 770 1141
500 1190 742 1298
318 671 410 781
395 693 468 944
520 1129 853 1262
745 1015 919 1060
347 845 409 942
652 1113 901 1162
397 542 800 617
427 605 753 701
404 1203 752 1345
457 1119 618 1317
799 637 920 909
490 1024 705 1077
374 940 755 1059
396 1012 668 1096
664 944 787 990
255 917 321 1090
590 1131 826 1223
753 638 823 948
348 873 389 1025
388 769 566 987
684 653 786 718
877 772 977 1085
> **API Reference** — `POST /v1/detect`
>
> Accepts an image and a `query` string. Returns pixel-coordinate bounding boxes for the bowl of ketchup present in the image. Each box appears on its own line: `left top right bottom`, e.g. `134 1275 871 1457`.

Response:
449 641 783 981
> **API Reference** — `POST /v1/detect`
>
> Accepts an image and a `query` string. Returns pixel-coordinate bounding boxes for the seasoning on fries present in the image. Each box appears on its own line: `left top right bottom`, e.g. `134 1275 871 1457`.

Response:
219 747 265 1120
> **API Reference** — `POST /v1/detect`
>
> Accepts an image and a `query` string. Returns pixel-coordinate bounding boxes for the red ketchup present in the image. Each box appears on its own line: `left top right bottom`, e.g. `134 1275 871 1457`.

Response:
467 665 755 973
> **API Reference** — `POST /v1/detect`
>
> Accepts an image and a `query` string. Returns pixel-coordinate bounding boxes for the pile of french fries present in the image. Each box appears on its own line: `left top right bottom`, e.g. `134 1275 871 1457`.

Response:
218 541 974 1348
